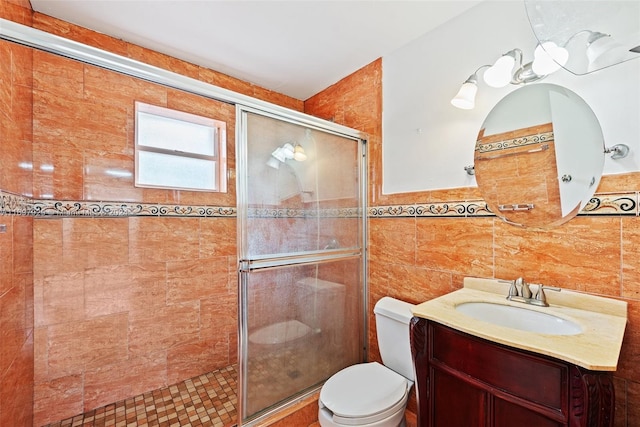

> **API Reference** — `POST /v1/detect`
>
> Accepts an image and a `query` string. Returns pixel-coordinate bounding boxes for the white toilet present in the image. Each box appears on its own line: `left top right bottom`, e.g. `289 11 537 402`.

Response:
318 297 415 427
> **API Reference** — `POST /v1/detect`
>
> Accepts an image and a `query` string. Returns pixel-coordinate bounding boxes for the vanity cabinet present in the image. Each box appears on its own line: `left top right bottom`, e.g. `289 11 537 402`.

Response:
410 317 614 427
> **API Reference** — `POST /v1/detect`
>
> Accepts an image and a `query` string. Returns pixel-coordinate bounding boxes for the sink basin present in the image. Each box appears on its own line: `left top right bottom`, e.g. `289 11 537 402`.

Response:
455 302 583 335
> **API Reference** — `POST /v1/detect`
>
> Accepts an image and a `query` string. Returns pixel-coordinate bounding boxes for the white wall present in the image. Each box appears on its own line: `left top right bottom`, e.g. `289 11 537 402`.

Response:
382 1 640 194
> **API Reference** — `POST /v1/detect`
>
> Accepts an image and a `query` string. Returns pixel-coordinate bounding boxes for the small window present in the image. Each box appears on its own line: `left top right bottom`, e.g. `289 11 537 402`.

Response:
135 101 227 192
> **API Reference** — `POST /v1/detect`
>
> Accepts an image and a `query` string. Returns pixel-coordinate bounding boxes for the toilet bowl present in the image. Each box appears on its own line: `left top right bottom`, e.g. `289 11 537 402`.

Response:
248 277 345 350
318 362 411 427
318 297 415 427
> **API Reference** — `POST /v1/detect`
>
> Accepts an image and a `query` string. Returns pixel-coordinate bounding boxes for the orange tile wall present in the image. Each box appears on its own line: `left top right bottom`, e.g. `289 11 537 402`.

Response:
0 0 34 426
3 2 640 426
29 49 244 426
0 5 304 425
305 59 640 426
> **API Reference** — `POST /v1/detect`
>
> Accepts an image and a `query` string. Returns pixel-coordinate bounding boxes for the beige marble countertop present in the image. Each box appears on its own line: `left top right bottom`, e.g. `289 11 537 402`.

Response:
412 277 628 371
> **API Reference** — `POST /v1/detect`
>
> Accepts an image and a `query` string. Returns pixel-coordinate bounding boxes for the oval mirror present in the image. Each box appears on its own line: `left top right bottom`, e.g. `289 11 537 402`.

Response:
474 83 604 228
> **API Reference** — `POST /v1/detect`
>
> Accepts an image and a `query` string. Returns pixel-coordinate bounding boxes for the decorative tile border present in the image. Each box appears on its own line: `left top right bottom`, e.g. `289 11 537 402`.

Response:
0 192 236 218
36 201 236 217
370 191 639 219
368 201 492 218
247 207 362 218
0 191 358 219
580 192 638 216
0 191 32 216
2 190 638 219
476 131 554 154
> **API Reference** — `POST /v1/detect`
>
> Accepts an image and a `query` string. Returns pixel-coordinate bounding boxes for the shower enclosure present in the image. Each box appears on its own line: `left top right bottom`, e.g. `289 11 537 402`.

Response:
236 106 367 425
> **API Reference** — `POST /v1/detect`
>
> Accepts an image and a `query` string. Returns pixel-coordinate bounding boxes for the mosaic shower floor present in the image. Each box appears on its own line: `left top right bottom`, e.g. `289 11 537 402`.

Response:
43 365 238 427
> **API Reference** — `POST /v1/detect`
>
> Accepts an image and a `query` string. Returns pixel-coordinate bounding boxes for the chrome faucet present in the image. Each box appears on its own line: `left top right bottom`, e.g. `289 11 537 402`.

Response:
506 277 560 307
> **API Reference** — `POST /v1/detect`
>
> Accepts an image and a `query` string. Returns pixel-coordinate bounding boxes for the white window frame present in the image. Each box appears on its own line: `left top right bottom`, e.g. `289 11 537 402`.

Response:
134 101 227 192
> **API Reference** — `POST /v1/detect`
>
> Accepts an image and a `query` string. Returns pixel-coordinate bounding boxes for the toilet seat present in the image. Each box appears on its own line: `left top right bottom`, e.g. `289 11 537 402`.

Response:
319 362 410 426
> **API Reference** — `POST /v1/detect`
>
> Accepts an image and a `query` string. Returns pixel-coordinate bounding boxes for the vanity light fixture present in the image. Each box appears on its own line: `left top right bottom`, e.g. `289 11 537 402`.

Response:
532 42 569 75
525 0 640 75
584 32 627 72
293 143 307 161
483 50 518 88
266 156 281 169
267 141 307 169
451 44 568 110
451 71 481 110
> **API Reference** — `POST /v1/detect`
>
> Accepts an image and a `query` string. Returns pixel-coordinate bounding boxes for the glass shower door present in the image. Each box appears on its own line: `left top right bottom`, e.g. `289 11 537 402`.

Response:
237 107 366 424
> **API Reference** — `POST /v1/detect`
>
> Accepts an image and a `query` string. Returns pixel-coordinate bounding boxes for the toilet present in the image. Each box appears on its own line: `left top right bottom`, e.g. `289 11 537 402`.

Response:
247 277 347 393
318 297 415 427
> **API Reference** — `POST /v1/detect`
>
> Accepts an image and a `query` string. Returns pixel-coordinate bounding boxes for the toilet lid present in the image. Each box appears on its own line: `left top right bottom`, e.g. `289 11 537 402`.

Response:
320 362 408 423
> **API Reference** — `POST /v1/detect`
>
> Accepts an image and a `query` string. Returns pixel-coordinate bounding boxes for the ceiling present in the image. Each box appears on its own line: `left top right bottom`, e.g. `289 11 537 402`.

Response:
29 0 482 100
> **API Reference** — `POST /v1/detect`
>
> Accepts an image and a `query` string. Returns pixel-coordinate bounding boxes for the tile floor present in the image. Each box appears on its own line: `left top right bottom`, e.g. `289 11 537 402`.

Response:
42 365 238 427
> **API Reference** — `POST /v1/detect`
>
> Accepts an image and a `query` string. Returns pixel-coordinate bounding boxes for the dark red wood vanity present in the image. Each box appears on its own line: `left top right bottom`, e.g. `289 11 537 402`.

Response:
410 317 615 427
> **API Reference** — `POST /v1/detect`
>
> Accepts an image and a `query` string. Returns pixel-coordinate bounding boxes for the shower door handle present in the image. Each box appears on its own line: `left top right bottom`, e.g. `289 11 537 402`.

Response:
238 259 251 273
239 250 361 272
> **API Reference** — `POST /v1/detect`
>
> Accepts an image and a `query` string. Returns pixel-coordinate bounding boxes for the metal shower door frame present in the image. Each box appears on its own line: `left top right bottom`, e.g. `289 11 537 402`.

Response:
235 104 368 426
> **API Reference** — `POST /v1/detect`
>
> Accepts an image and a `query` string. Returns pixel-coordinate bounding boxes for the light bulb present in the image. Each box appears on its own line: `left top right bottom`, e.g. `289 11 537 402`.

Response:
271 147 286 162
281 143 295 160
266 156 280 169
532 42 568 75
293 144 307 161
586 34 626 72
483 55 516 88
450 80 478 110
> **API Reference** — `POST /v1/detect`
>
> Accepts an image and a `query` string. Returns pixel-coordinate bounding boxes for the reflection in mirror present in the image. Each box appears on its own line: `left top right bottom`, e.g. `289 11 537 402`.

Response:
474 84 604 228
525 0 640 75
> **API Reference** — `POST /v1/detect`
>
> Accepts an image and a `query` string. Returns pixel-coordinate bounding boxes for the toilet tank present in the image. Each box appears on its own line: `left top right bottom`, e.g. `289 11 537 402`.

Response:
374 297 415 382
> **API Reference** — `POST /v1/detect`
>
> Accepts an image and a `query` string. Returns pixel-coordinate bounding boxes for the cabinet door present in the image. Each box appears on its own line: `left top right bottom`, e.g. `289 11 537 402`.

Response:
494 397 564 427
432 367 487 427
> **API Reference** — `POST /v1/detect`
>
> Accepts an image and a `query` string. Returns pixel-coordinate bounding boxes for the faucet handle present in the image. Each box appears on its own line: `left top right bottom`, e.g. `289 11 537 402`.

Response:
534 284 561 305
507 280 518 297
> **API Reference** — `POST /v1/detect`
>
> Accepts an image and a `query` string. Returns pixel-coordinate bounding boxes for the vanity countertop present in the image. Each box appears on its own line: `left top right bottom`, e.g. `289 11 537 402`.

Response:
411 277 628 371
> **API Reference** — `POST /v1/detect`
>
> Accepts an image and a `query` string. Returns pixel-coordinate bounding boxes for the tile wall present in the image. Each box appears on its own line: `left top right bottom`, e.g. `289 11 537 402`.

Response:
305 59 640 426
3 1 640 426
0 4 304 425
28 41 247 422
26 13 306 425
0 0 34 425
